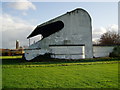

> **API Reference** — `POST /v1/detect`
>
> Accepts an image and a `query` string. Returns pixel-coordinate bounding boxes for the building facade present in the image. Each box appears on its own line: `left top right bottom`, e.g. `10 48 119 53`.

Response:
25 8 93 61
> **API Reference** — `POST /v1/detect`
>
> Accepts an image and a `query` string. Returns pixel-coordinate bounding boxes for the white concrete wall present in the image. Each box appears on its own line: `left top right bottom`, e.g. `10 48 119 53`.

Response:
93 46 114 57
50 46 85 59
25 45 115 60
24 49 49 60
25 8 93 60
38 9 93 58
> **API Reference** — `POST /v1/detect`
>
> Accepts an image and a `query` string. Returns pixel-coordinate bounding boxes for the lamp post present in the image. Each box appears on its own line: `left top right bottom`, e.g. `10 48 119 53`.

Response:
29 39 30 46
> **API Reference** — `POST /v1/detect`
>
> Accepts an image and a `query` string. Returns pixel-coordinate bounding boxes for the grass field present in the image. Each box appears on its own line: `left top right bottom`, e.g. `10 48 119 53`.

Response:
2 56 120 89
0 56 22 59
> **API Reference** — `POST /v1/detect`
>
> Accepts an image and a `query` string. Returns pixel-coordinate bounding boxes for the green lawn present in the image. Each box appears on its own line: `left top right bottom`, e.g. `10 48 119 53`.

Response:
2 56 120 89
0 56 22 59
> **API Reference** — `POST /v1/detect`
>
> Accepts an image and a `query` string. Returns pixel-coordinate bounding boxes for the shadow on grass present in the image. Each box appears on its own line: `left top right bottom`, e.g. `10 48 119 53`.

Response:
2 58 24 65
2 55 120 65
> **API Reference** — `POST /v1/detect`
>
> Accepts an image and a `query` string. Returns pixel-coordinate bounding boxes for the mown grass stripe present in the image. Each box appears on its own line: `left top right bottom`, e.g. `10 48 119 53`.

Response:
2 61 119 68
0 56 22 59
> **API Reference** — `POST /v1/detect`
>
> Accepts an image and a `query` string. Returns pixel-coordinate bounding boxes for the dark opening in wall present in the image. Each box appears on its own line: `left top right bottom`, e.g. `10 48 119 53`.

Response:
27 21 64 39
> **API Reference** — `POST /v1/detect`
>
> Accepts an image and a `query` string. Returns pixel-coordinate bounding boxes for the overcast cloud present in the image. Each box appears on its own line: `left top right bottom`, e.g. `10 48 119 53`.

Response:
7 0 36 11
92 24 118 42
1 14 36 49
1 0 39 49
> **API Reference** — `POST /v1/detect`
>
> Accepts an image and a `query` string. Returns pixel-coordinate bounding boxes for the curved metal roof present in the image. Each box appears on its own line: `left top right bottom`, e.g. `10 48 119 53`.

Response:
27 8 91 39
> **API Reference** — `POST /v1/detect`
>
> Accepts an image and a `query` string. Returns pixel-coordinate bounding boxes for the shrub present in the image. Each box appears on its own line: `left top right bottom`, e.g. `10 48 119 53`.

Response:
109 46 120 57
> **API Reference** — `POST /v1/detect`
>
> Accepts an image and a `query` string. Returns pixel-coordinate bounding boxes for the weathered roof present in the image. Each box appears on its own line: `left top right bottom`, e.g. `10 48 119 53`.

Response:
27 8 91 39
27 21 64 39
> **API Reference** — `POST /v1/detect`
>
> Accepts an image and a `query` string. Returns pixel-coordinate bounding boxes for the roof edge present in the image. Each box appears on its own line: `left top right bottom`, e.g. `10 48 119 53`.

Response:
37 8 91 28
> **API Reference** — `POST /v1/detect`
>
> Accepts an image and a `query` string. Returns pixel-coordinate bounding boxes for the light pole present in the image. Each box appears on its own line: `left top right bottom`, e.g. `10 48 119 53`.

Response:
29 39 30 46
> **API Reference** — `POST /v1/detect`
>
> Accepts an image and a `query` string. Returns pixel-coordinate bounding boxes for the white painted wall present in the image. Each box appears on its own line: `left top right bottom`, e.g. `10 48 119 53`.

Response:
93 46 114 57
50 46 85 59
25 8 93 60
25 49 50 60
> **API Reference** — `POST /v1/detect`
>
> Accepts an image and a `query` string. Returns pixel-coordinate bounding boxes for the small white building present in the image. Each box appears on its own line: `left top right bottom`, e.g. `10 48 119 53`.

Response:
24 8 93 61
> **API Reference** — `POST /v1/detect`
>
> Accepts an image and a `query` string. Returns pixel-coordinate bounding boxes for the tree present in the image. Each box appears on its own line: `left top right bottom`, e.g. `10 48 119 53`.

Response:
109 46 120 57
99 31 120 45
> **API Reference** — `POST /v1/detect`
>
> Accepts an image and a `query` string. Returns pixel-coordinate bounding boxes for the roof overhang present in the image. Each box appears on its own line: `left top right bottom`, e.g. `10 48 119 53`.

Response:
27 21 64 39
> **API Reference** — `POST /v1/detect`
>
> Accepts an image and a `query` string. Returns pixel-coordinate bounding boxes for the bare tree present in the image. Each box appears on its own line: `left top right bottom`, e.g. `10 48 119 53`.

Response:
99 31 120 45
